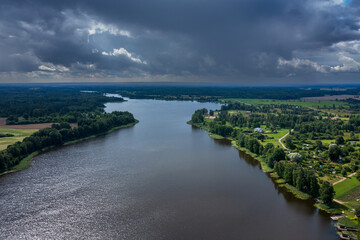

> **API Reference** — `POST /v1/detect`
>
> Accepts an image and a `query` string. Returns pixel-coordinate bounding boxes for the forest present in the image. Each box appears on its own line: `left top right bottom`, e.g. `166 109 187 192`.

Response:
0 87 124 124
189 98 360 220
0 87 136 174
0 111 136 174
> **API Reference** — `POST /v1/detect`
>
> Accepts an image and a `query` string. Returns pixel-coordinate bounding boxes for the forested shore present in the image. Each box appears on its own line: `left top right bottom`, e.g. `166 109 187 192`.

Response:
0 111 137 174
189 99 360 233
0 87 137 175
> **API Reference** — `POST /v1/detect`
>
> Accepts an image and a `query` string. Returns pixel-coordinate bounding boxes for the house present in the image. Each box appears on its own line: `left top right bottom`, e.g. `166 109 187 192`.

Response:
273 130 278 133
332 116 340 120
254 127 264 133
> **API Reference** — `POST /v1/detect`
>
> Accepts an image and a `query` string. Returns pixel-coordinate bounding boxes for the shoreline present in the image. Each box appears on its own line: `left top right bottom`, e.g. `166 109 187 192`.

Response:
0 120 138 177
189 120 359 234
188 121 340 205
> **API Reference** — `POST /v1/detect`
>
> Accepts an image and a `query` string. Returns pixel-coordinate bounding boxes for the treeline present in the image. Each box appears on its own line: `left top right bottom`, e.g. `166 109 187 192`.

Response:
197 103 360 142
0 111 136 173
0 87 124 124
115 85 360 100
237 133 285 168
191 108 207 123
275 161 319 197
275 161 334 203
0 133 14 138
190 106 337 203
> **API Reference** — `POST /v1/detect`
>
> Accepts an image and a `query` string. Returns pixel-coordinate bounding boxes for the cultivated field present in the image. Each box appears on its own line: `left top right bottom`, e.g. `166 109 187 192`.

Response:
300 94 360 101
334 177 360 202
0 118 77 150
0 128 37 150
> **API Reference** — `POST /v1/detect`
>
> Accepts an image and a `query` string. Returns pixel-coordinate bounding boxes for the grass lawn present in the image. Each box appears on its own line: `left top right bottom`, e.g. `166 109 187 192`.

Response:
320 174 344 184
334 176 360 202
0 128 37 150
321 139 335 146
262 128 289 147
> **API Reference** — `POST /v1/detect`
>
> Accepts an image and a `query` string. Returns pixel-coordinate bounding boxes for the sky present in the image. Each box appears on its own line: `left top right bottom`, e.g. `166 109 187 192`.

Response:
0 0 360 84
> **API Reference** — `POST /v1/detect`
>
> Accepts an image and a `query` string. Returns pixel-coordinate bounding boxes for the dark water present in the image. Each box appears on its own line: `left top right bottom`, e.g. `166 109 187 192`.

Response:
0 98 337 239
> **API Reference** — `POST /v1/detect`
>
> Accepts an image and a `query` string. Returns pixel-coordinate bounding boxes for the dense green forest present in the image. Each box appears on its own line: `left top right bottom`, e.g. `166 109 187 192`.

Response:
0 87 137 174
0 111 136 173
6 84 356 101
114 86 360 101
0 87 124 124
189 100 360 207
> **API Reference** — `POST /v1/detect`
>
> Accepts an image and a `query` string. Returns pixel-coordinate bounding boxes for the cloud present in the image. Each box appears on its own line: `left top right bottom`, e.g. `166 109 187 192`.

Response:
332 40 360 54
88 22 131 37
38 63 70 72
278 58 328 73
330 55 360 72
0 0 360 83
101 48 147 64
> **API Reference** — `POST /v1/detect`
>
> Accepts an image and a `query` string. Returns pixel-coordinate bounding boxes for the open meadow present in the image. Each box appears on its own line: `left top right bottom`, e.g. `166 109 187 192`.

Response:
0 128 37 150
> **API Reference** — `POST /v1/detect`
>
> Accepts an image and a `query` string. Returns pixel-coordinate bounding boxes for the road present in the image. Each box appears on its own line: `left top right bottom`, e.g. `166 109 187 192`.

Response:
279 129 293 150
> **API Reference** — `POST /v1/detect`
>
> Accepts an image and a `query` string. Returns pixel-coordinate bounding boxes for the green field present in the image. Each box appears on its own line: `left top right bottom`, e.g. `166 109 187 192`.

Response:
262 129 289 147
221 98 349 108
334 177 360 202
0 129 37 150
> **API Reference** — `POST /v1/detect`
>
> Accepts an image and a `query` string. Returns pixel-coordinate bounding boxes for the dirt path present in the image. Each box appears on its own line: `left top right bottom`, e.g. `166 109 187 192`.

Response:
332 172 357 211
333 172 357 185
333 199 346 205
279 129 293 150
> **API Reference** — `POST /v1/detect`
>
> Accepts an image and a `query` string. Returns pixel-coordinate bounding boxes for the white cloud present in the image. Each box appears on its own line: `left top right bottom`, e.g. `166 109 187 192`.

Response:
332 40 360 54
38 63 70 72
71 62 96 70
102 48 147 64
314 0 349 8
88 22 131 37
330 55 360 72
278 58 328 73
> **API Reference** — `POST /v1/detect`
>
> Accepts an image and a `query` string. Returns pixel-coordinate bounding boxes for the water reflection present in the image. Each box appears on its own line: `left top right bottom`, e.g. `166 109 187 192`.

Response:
0 99 337 240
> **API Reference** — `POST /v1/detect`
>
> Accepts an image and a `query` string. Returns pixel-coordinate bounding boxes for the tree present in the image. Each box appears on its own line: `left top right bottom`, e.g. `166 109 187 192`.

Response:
284 163 296 185
294 168 306 192
272 148 285 161
285 136 296 149
288 153 303 163
307 171 320 197
328 144 341 161
319 181 335 205
191 109 205 124
263 143 274 155
335 136 345 145
315 140 323 150
267 148 285 168
355 206 360 217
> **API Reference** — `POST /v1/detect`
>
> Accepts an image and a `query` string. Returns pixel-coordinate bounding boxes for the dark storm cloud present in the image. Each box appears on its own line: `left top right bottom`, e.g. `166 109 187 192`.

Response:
0 0 360 83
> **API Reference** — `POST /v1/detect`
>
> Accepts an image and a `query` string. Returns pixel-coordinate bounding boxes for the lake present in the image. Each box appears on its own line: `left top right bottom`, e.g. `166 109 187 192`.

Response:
0 98 337 239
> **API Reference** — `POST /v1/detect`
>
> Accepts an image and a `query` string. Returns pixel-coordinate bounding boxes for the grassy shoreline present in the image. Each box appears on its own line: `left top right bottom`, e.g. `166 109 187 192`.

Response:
0 120 138 176
189 120 360 230
188 121 338 203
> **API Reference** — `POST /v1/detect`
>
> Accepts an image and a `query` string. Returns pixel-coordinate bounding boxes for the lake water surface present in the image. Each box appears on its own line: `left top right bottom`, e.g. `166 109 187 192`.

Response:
0 98 337 239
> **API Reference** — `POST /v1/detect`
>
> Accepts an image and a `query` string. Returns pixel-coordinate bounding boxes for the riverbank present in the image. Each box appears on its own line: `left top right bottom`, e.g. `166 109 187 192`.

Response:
188 121 342 202
188 120 360 236
0 120 138 177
